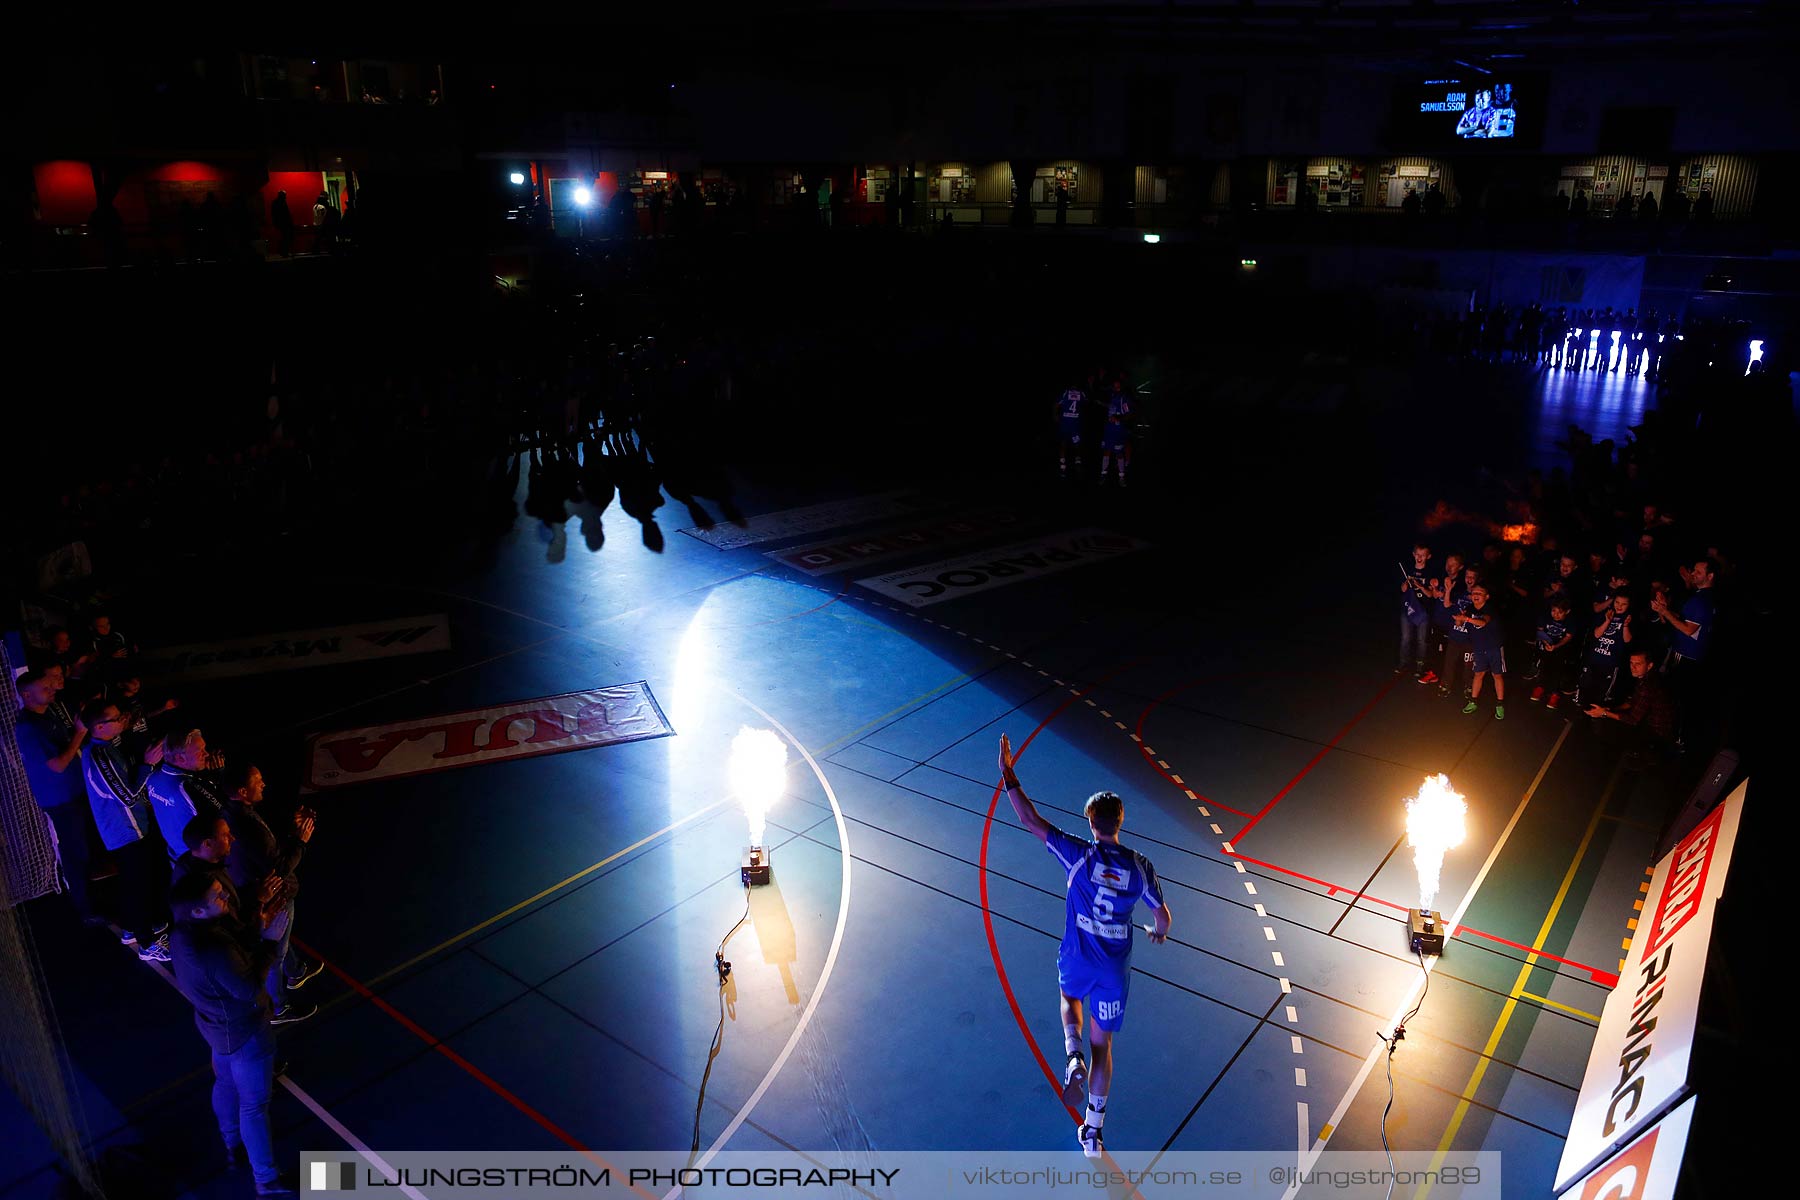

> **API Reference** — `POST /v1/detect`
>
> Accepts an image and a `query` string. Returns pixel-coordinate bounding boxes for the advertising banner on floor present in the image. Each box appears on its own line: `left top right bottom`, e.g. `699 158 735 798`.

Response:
138 615 451 683
1554 781 1747 1192
304 682 674 789
1560 1096 1696 1200
766 508 1024 577
854 529 1151 608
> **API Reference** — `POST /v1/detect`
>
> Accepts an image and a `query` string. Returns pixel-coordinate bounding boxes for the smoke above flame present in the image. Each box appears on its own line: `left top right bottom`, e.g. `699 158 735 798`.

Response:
1405 774 1468 913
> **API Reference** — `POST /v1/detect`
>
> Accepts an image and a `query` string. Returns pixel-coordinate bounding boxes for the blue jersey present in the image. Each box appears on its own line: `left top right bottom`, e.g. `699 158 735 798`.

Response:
1106 394 1132 422
1469 605 1505 652
1537 616 1570 650
1590 612 1627 662
1402 560 1432 625
1058 390 1085 425
1443 586 1475 641
1672 590 1714 660
1046 826 1163 974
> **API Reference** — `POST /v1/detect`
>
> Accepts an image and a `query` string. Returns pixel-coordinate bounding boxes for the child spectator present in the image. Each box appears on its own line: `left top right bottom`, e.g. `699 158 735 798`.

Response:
1435 556 1474 699
1528 599 1577 708
1461 585 1507 719
1398 542 1434 677
1576 592 1634 707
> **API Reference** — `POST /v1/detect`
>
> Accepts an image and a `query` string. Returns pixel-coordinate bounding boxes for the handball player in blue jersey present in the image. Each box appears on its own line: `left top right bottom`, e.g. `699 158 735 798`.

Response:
1099 380 1133 487
1055 384 1087 478
998 733 1171 1158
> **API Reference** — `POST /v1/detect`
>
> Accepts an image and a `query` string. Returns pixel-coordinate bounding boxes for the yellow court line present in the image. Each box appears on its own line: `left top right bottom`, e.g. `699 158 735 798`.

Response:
1518 992 1601 1023
356 797 734 992
1416 762 1623 1198
814 670 974 757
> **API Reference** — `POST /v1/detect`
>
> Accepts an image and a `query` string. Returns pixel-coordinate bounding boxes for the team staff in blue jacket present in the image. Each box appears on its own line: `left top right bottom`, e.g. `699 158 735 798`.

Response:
80 698 171 961
147 726 227 862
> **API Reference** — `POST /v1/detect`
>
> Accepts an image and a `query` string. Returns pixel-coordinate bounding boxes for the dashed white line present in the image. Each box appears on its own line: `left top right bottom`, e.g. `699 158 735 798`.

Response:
1156 759 1170 769
1295 1069 1308 1088
1280 978 1291 994
1235 862 1247 874
1254 904 1267 917
1291 1036 1304 1055
1084 698 1096 707
1264 927 1278 941
1271 951 1285 967
1184 790 1198 800
1244 881 1257 895
1129 734 1142 743
1170 774 1184 785
1197 805 1210 816
1210 824 1223 835
1286 1006 1299 1024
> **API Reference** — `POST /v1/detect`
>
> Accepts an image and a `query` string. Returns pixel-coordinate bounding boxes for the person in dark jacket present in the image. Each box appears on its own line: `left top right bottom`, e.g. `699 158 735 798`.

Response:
224 763 322 991
80 698 170 960
269 189 295 257
169 871 296 1196
175 814 315 1025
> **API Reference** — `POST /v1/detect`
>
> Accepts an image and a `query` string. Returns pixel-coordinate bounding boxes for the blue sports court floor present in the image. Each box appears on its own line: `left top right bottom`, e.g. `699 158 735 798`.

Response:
5 358 1684 1199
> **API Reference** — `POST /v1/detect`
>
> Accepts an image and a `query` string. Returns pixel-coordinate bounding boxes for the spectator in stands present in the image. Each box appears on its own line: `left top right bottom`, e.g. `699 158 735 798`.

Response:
1436 557 1475 700
87 610 135 667
44 627 93 684
1577 590 1634 707
1586 650 1677 767
174 814 316 1026
80 698 170 961
13 666 97 918
1528 598 1577 708
224 764 323 993
1462 584 1507 719
167 869 298 1196
1653 557 1716 750
1399 541 1434 678
269 190 295 258
148 725 227 862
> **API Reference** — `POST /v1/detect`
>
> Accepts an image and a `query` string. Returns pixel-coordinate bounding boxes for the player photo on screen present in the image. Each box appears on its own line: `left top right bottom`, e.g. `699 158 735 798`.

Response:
1454 82 1516 140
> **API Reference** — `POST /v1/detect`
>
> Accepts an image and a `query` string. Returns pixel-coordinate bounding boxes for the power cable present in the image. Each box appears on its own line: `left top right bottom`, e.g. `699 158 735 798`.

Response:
689 890 751 1163
1375 949 1433 1200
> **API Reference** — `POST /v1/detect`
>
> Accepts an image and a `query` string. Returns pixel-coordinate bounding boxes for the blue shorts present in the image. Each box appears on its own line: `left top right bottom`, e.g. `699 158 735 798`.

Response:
1101 425 1129 451
1060 418 1082 443
1471 646 1506 674
1059 953 1131 1032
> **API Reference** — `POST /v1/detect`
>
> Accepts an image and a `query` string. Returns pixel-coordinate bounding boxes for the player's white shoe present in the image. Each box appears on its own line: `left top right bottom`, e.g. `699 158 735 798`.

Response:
1077 1123 1103 1159
1061 1053 1088 1108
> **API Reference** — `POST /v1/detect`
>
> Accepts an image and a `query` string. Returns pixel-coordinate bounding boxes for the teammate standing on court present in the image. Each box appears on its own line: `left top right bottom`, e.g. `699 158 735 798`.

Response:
1099 379 1133 487
997 733 1171 1158
1055 381 1087 480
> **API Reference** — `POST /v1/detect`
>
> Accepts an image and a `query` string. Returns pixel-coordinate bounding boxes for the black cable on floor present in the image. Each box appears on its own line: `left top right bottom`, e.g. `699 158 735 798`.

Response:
689 890 751 1164
1376 949 1432 1200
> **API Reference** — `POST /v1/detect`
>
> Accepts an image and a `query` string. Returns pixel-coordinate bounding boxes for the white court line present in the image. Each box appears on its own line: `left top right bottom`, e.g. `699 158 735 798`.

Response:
138 962 430 1200
283 1076 432 1200
672 690 854 1198
1278 722 1571 1198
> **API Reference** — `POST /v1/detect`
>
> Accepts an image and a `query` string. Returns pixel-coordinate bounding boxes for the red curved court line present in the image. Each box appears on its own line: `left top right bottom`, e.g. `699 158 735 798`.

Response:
1131 677 1253 817
293 938 659 1200
1228 676 1398 844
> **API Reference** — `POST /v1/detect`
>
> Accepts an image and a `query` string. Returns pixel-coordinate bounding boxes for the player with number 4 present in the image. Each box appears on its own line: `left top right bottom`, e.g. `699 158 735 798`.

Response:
998 732 1172 1159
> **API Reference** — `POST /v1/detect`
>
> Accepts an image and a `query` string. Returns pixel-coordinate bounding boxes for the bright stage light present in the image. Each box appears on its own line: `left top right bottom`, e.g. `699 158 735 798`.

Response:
1747 338 1764 374
1142 233 1161 244
509 172 525 185
731 727 788 885
1404 774 1467 955
573 187 593 207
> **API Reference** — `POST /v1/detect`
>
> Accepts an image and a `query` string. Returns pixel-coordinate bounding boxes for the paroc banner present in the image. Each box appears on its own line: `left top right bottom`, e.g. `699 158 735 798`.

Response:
1553 781 1747 1192
304 683 674 790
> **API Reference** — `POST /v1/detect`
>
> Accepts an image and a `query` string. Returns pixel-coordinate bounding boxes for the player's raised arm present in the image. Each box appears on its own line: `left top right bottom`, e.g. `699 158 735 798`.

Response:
998 733 1051 841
